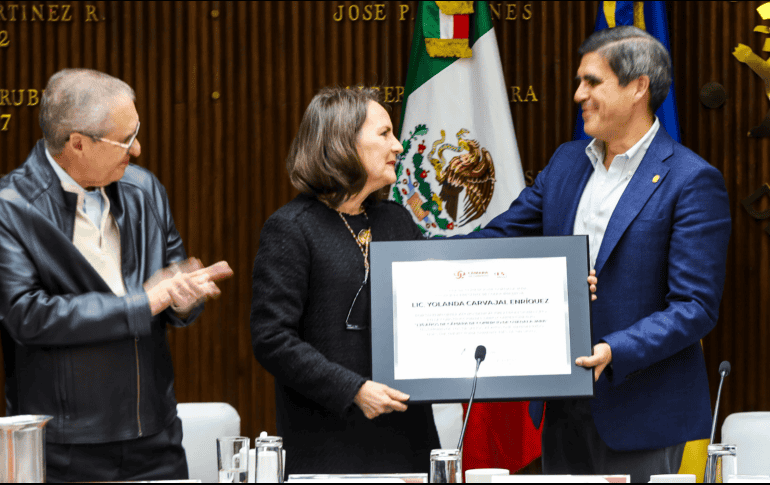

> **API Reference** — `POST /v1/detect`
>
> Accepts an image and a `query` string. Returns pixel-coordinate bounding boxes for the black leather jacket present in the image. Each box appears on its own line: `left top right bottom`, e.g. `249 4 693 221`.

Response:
0 140 203 444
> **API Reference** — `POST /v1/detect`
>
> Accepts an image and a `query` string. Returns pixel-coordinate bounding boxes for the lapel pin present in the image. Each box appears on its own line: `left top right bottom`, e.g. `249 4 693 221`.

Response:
653 175 661 184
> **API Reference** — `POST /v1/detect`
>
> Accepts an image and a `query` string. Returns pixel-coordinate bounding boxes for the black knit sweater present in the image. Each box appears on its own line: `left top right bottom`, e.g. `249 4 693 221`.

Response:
251 194 440 476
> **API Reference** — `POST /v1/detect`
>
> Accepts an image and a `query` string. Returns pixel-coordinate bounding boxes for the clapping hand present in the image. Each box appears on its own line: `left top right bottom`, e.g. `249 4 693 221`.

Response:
145 258 234 317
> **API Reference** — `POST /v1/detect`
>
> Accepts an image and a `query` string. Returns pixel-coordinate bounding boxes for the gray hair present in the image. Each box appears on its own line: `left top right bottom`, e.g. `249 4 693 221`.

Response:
39 69 135 155
578 26 672 113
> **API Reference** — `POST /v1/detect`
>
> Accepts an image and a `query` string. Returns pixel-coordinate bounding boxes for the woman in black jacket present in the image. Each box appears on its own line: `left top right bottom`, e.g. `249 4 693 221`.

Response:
250 87 440 476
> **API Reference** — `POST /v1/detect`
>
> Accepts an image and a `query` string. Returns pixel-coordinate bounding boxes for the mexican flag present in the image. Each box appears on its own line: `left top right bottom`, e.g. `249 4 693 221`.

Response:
392 0 540 475
393 0 526 238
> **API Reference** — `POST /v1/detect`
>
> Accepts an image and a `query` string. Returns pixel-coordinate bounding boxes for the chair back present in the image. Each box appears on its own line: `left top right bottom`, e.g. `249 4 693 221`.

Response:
722 412 770 477
178 403 241 483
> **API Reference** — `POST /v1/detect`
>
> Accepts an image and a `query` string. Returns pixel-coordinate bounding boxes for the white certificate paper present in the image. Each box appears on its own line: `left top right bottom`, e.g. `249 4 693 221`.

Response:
392 258 572 380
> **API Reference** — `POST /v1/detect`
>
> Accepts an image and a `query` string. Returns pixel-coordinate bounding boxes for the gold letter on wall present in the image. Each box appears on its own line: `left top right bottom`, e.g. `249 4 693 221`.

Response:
400 4 410 21
85 5 100 22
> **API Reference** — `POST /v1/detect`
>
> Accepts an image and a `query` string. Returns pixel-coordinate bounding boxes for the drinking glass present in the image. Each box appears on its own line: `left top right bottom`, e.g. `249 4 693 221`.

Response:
217 437 250 484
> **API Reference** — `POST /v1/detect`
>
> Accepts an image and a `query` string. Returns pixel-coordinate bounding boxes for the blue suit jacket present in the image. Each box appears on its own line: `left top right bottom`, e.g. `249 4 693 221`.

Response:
463 129 731 451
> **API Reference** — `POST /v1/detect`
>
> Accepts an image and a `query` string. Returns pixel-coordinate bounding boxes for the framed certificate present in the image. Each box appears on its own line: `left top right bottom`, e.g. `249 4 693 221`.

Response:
370 236 594 403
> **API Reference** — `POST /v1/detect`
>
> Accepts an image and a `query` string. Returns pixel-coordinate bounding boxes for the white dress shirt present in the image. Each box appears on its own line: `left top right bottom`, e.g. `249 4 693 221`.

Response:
573 118 661 269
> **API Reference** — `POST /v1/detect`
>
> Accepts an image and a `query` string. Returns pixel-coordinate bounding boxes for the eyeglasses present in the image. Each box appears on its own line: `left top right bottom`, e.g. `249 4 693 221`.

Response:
97 121 141 155
345 270 369 331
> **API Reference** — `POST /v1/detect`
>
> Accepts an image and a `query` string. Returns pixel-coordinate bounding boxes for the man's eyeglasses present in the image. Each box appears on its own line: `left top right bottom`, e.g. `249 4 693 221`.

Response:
96 122 141 155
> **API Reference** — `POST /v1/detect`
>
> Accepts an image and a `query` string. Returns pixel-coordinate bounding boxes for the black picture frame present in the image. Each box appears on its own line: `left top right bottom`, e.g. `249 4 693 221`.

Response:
370 236 595 403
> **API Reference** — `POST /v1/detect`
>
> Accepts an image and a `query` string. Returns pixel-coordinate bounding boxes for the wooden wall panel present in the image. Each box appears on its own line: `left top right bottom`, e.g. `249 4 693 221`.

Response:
671 1 770 434
0 0 767 446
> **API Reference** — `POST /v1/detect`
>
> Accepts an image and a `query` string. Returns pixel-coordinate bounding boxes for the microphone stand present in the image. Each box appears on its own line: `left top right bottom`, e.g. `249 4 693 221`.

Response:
705 361 732 483
710 365 729 445
457 357 482 453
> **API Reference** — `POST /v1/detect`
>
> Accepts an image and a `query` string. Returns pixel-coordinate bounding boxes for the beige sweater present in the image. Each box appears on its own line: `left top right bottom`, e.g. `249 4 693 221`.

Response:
46 150 126 297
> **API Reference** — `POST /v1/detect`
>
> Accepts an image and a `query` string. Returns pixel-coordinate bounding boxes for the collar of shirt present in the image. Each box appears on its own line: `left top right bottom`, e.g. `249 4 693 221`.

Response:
45 147 109 228
585 117 661 177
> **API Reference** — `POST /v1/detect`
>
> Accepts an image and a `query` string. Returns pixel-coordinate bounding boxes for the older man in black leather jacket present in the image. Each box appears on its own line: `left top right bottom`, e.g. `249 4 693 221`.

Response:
0 69 232 482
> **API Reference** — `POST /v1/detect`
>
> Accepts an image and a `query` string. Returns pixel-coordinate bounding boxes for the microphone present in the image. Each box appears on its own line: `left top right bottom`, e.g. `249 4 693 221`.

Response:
719 361 731 378
475 345 487 363
457 345 486 452
709 361 732 445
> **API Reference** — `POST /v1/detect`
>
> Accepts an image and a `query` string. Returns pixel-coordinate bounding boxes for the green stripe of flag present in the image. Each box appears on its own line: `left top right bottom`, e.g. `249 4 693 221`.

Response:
423 2 441 39
400 1 495 136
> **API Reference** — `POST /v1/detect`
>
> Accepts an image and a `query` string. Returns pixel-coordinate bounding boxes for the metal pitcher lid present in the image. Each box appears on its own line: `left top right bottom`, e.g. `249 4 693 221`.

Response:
0 415 52 431
707 443 737 453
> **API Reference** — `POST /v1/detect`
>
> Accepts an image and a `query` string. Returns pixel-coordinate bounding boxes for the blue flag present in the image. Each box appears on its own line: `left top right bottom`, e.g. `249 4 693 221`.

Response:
574 1 680 142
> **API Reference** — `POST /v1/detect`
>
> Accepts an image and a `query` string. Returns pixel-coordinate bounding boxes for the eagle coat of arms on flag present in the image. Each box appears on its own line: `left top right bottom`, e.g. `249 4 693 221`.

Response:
394 125 495 237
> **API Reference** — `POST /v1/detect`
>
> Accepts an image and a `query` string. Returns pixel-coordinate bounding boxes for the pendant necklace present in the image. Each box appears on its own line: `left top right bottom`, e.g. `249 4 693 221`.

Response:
337 209 372 283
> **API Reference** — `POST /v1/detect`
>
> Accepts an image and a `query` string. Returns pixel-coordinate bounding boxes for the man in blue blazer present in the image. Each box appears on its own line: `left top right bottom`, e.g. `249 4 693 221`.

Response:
464 27 731 481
